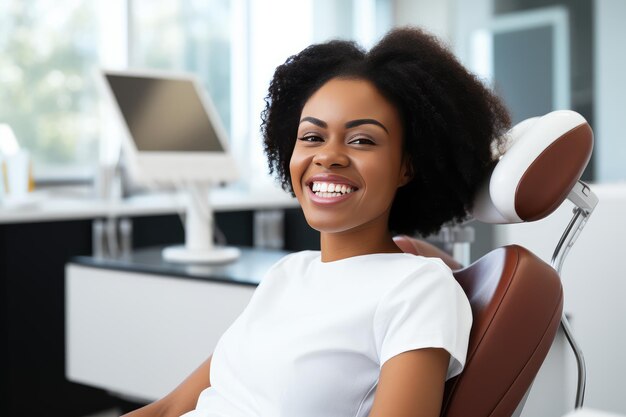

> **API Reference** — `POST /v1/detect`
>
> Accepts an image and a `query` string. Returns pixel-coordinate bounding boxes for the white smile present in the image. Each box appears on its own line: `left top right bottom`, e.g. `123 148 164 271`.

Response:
310 181 357 198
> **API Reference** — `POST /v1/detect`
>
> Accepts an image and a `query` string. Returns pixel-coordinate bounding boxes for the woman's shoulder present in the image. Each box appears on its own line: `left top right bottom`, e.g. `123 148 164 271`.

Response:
355 254 461 305
356 252 454 281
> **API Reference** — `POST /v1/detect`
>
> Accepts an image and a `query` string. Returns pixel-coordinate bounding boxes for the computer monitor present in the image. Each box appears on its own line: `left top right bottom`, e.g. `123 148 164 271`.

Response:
100 69 240 264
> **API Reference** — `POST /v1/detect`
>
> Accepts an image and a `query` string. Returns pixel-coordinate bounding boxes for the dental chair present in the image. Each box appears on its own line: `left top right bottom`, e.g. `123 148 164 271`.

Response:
394 110 597 417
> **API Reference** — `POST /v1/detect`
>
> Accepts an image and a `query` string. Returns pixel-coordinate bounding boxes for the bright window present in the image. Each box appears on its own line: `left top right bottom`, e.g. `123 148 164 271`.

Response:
0 0 126 181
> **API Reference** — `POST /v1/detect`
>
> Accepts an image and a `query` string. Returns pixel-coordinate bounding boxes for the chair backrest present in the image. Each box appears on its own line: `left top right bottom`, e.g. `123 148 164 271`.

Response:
446 246 562 417
395 236 562 416
394 110 594 417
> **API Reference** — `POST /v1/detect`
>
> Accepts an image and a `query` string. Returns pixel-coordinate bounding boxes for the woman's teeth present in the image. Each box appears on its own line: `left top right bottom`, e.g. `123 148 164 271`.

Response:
311 182 355 197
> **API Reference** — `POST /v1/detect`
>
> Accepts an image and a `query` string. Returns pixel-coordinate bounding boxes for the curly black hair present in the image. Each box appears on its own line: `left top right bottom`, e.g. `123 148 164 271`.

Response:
261 26 510 237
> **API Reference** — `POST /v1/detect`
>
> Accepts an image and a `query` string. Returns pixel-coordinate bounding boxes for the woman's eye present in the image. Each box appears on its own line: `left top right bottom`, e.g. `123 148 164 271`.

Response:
349 137 375 145
298 135 323 142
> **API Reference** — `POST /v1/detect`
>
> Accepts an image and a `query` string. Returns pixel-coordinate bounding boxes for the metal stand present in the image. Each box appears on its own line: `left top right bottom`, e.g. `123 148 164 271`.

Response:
550 180 599 409
163 183 240 264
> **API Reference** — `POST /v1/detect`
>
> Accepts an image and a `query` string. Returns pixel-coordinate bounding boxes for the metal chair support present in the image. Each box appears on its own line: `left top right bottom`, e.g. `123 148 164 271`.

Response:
550 180 599 409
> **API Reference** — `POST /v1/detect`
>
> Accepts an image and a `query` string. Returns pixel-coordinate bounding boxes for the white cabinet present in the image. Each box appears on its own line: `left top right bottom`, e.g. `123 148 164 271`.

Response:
65 263 257 402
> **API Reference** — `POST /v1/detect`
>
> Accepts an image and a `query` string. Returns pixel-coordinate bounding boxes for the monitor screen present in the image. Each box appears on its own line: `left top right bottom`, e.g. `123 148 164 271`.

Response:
104 74 225 152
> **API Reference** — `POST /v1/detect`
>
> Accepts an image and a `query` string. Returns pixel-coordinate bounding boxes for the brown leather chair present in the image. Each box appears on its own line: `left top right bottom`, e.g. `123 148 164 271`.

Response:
394 110 595 417
395 236 562 417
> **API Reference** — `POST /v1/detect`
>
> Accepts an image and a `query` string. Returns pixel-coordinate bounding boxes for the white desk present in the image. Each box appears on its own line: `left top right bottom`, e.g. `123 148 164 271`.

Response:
1 184 298 224
65 246 289 402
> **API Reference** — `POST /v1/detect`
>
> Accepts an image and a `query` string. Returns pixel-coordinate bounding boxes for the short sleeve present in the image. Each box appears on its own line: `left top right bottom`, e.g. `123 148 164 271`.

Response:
373 259 472 380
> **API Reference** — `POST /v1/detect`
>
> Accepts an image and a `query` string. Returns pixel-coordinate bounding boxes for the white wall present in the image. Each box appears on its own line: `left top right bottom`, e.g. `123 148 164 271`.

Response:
392 0 494 69
594 0 626 182
393 0 454 43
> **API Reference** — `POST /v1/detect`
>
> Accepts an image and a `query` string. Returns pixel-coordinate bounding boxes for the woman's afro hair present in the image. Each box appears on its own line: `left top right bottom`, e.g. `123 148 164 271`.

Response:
261 26 511 237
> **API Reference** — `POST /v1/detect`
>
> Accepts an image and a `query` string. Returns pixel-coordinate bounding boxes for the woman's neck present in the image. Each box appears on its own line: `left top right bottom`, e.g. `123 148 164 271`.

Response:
320 225 402 262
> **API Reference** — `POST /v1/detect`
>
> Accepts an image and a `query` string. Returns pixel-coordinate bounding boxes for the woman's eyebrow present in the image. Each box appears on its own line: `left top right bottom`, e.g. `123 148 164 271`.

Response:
299 117 327 128
345 119 388 133
299 117 388 133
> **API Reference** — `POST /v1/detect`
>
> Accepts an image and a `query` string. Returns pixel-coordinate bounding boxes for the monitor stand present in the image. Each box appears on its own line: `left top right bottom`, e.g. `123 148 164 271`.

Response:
162 184 240 264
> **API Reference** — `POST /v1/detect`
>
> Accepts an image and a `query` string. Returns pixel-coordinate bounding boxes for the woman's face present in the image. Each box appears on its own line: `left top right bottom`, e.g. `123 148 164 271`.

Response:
289 77 410 235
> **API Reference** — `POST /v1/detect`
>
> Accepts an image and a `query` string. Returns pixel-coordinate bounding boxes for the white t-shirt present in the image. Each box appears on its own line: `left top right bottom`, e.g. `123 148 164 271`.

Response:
182 250 472 417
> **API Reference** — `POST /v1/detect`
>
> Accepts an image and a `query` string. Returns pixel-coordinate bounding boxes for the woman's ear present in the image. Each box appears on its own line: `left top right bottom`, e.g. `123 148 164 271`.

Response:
398 155 414 187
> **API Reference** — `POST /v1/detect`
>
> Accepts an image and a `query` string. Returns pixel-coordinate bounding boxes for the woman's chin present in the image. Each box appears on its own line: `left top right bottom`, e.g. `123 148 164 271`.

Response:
303 215 352 235
303 214 369 236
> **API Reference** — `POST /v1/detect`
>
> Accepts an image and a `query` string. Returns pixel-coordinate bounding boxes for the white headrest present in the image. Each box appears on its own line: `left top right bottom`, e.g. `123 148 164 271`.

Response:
473 110 593 224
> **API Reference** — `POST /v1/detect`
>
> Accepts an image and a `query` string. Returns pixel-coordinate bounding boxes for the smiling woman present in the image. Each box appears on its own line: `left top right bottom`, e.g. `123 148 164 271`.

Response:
123 26 510 417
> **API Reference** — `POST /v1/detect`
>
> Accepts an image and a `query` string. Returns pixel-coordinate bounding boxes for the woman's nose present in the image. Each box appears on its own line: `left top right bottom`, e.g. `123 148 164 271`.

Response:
312 143 350 168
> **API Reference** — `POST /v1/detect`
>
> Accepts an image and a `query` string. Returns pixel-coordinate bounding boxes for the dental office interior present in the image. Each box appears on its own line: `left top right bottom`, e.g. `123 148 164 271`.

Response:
1 0 625 416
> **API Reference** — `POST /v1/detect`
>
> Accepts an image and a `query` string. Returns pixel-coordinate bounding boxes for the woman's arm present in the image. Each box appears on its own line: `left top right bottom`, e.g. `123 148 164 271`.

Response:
368 348 450 417
121 355 213 417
